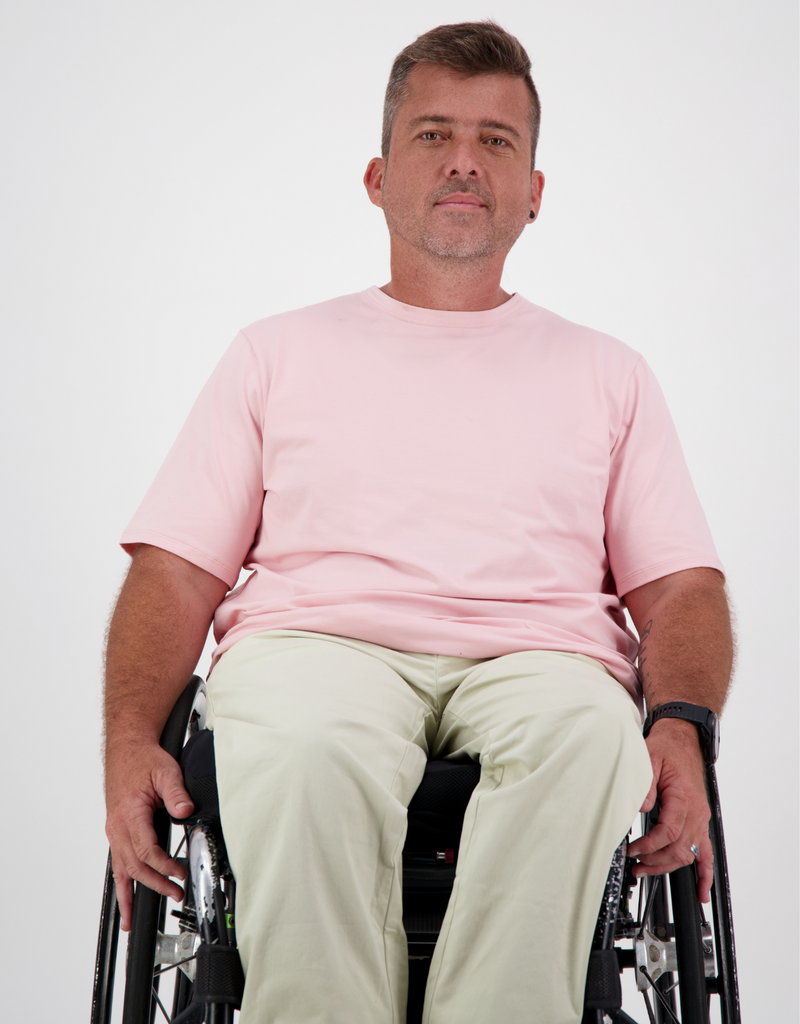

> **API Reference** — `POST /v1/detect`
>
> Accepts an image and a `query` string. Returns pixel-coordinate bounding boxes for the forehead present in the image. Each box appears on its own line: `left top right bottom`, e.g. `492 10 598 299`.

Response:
396 65 531 138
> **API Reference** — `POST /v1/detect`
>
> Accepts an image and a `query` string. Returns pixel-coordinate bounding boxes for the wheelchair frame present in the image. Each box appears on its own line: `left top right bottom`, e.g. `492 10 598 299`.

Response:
92 676 740 1024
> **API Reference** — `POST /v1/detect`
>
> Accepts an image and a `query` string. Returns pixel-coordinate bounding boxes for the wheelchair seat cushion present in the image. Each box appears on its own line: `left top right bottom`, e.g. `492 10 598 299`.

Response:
405 759 481 853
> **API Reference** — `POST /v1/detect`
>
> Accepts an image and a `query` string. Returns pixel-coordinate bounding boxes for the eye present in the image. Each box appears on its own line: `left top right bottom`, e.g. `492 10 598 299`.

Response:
420 131 442 141
485 136 508 147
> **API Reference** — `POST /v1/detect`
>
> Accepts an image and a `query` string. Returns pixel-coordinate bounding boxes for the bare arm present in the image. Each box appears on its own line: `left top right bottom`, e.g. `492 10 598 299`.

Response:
624 566 734 902
104 543 229 930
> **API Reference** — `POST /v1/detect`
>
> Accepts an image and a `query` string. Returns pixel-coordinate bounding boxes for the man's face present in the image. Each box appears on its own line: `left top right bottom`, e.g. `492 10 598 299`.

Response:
365 65 544 262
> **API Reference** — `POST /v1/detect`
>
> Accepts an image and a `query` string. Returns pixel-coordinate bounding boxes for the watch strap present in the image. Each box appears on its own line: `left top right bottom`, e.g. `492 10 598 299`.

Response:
643 701 719 764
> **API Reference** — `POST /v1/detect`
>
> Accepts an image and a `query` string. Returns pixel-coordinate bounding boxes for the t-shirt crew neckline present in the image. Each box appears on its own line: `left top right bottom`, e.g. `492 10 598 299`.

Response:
362 285 528 328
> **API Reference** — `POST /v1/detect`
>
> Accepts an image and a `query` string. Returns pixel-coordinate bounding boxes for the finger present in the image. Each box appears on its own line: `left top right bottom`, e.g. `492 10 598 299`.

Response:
629 784 687 859
632 847 694 878
153 762 195 820
112 862 134 932
121 841 186 903
128 813 187 884
628 817 684 859
696 837 714 903
109 805 186 898
639 774 658 814
110 842 182 926
633 835 713 891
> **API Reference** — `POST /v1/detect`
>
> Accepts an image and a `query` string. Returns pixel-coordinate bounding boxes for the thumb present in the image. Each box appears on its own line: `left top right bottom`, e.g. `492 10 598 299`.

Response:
155 762 195 818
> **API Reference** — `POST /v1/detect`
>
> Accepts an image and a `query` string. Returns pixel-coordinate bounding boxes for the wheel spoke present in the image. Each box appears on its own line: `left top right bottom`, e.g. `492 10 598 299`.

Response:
637 876 660 939
641 989 657 1024
153 953 197 978
152 984 172 1022
639 967 680 1024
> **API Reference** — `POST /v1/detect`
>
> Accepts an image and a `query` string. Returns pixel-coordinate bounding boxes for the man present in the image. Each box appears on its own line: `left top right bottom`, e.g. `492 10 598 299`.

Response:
104 21 733 1024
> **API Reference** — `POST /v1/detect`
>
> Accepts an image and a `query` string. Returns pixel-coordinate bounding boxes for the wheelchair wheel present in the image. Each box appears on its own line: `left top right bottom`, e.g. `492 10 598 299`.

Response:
91 676 206 1024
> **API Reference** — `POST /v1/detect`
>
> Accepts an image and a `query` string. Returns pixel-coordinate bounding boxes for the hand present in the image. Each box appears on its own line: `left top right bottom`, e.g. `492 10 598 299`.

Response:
105 740 195 931
627 719 713 903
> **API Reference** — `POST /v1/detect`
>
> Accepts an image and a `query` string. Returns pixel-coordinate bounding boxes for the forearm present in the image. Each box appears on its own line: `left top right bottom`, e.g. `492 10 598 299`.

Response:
624 567 734 715
104 543 228 753
624 568 734 899
103 544 229 927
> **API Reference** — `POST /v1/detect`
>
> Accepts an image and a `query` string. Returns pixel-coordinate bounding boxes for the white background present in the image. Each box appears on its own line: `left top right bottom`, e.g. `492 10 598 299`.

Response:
1 1 796 1021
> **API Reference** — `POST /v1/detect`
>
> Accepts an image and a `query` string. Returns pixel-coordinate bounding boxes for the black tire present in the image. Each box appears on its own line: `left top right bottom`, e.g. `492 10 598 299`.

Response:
91 852 121 1024
670 865 709 1024
91 676 205 1024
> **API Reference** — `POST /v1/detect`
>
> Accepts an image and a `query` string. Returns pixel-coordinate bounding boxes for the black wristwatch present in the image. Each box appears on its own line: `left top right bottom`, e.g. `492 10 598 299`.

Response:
642 702 720 765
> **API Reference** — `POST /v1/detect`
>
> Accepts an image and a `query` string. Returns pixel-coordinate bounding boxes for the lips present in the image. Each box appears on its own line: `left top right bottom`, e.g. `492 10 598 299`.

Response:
435 193 486 209
430 182 494 211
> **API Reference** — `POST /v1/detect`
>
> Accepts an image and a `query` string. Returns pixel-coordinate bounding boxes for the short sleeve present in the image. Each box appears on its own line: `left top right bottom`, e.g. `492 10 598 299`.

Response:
120 332 266 588
605 357 724 597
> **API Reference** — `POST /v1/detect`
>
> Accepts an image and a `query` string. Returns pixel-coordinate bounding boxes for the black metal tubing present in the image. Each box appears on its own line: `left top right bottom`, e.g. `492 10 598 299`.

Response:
706 762 741 1024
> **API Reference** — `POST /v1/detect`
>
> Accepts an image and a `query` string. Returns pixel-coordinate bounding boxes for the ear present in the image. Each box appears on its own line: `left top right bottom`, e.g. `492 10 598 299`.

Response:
364 157 386 209
527 169 545 223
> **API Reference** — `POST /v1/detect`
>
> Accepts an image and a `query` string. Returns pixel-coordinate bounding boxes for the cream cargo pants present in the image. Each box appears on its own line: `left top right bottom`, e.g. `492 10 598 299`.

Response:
206 630 652 1024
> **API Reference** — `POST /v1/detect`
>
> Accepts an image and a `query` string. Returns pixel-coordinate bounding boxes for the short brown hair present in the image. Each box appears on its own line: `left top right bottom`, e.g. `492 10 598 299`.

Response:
382 21 541 165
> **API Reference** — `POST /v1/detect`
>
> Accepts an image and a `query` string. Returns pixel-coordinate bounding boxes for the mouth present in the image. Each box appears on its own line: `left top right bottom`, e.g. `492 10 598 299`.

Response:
434 193 487 210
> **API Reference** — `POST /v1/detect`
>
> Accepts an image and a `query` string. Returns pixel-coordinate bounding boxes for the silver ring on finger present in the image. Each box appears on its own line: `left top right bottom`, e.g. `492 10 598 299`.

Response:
690 843 700 859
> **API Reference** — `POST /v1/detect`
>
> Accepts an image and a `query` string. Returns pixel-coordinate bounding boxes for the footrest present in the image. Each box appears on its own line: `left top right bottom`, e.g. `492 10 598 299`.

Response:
193 943 245 1008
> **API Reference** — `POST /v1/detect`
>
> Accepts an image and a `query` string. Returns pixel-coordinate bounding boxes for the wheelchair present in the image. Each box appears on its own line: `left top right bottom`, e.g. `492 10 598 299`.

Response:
92 676 740 1024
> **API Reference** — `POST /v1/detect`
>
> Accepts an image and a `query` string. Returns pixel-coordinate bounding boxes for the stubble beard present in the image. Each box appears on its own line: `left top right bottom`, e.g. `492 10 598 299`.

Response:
383 179 524 263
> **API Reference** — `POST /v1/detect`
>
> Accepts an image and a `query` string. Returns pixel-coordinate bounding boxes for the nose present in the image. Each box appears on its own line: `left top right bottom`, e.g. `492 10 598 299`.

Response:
443 139 483 179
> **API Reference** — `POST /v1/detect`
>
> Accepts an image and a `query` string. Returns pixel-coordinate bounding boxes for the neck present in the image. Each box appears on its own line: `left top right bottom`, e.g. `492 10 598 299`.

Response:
382 239 512 311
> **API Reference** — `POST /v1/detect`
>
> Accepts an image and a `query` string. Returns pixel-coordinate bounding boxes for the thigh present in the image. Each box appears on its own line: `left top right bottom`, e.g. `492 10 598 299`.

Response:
421 652 651 1024
205 632 434 1023
206 629 434 804
433 649 644 775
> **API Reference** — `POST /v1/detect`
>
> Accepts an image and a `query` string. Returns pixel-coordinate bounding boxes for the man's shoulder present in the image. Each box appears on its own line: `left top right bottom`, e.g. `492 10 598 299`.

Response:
238 291 371 343
517 297 644 372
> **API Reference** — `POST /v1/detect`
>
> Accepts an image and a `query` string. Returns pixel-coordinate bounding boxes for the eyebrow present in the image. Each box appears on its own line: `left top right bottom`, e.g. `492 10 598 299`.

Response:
407 115 522 141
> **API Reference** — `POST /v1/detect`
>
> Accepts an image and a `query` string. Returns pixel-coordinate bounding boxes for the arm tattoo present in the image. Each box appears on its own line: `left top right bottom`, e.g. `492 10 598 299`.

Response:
637 618 655 709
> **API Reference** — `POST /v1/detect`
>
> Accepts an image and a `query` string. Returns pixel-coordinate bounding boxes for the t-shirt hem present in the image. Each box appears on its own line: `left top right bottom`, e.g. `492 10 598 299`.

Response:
119 530 239 589
615 555 726 598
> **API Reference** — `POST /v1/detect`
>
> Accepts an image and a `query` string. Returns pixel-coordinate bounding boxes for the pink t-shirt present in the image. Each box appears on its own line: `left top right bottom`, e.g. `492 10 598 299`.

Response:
121 287 724 701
